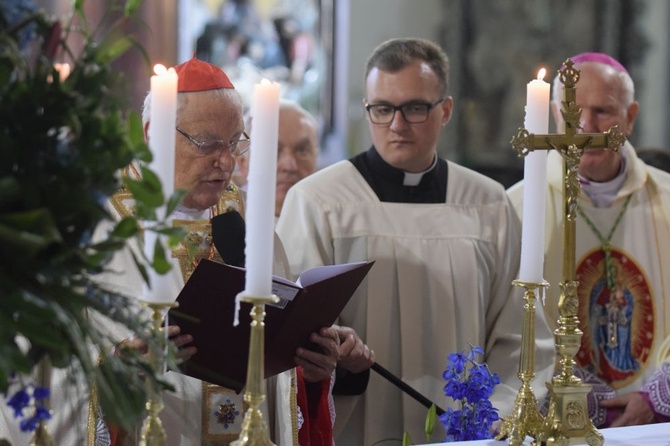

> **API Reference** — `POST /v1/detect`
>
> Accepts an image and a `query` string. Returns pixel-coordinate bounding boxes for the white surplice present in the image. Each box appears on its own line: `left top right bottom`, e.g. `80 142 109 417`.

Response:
277 160 555 445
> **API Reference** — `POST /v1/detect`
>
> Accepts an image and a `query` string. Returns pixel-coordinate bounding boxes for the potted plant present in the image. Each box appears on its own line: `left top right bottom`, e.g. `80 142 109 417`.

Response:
0 0 182 442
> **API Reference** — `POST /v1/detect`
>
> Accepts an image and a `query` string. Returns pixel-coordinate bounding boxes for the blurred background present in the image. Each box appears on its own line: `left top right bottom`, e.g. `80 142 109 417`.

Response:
36 0 670 188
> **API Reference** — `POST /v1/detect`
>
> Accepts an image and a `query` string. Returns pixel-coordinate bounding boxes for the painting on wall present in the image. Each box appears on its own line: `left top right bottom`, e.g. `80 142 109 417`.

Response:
437 0 648 188
178 0 334 137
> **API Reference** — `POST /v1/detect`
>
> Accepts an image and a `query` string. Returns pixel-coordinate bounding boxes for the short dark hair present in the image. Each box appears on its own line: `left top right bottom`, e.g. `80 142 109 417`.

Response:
365 38 450 97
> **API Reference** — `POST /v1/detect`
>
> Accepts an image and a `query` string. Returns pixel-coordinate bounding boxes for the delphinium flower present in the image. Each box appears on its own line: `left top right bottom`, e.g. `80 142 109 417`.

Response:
4 377 52 433
439 345 501 442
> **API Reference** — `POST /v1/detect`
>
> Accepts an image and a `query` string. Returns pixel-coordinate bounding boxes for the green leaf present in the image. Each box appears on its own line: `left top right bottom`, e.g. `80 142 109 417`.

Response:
402 431 413 446
112 216 140 238
0 177 20 202
152 236 171 274
124 0 143 16
166 189 187 216
0 209 62 259
127 111 146 149
124 177 163 209
425 404 436 441
95 36 134 64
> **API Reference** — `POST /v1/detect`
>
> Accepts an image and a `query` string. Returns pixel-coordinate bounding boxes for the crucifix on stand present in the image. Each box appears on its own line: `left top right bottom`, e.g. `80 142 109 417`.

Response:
507 58 626 446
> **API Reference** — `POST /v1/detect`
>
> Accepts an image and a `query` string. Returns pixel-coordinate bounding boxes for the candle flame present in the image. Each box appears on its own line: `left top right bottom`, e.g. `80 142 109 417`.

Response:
537 68 546 81
53 63 71 82
153 64 167 75
260 78 272 85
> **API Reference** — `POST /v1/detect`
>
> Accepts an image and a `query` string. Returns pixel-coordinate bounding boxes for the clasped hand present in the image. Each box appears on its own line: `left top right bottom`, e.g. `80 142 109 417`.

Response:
294 326 341 383
334 325 375 373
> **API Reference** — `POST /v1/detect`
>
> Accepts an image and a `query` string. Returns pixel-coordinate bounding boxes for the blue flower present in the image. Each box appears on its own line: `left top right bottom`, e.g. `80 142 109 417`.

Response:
439 345 500 442
4 380 54 432
7 388 30 417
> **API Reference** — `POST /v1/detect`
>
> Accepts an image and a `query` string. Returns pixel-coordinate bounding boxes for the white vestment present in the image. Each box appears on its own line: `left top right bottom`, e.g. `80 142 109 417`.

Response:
508 143 670 405
102 191 298 446
276 159 555 445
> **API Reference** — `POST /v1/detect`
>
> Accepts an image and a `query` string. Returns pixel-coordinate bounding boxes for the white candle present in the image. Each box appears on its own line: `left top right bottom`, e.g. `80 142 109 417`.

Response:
143 64 178 303
148 64 178 212
244 79 281 297
519 69 550 283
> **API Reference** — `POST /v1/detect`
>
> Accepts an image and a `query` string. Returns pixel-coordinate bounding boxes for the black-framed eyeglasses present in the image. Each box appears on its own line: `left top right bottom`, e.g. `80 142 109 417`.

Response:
365 98 445 124
176 127 251 157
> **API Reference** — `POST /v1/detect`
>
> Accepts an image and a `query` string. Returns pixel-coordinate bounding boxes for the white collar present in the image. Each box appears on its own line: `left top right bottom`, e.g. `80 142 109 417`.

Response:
579 147 629 208
173 204 209 220
403 155 438 186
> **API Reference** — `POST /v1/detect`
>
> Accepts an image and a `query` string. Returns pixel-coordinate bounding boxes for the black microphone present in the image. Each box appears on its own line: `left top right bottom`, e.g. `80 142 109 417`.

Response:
211 210 246 267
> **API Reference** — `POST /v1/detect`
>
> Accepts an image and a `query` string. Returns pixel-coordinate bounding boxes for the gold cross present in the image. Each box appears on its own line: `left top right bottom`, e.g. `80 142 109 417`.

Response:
509 58 625 446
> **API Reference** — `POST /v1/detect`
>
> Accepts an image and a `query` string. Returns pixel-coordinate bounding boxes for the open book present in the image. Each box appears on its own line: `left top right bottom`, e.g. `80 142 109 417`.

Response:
168 259 374 392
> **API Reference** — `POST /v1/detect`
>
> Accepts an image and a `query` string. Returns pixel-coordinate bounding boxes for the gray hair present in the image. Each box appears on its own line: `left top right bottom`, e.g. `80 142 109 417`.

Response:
551 61 635 108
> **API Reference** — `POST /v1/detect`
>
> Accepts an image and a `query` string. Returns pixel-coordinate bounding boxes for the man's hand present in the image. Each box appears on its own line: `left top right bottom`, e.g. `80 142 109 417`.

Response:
167 325 197 362
294 326 340 383
118 325 197 363
336 325 374 374
601 392 655 427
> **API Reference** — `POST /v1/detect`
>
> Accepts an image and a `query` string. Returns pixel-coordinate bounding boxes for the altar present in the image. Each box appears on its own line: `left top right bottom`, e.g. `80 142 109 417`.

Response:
428 423 670 445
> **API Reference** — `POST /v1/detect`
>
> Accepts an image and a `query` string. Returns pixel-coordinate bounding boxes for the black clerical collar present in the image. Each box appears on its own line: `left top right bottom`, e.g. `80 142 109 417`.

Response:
349 146 448 203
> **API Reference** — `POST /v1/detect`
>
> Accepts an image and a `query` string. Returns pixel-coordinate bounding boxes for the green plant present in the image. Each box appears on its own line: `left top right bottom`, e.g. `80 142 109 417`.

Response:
0 0 183 436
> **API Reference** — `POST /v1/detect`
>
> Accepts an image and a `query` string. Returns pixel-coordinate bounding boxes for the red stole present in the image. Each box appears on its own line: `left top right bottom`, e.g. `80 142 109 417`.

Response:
296 367 333 446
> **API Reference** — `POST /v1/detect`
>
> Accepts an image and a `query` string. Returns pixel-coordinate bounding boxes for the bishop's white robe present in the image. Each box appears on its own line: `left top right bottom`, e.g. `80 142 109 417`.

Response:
276 159 555 445
507 142 670 424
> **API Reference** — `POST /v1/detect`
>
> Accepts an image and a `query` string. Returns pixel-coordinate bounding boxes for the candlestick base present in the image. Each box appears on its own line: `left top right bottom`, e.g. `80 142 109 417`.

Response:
30 357 54 446
537 382 603 446
535 280 603 446
30 423 56 446
138 300 178 446
496 280 548 446
231 293 279 446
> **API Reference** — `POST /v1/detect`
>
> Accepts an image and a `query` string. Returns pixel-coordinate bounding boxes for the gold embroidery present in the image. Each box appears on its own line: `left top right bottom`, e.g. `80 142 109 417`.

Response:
201 382 246 445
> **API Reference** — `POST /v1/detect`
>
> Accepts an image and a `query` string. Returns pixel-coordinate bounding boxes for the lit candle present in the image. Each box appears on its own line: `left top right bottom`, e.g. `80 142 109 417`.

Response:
518 68 550 283
54 63 70 82
244 79 281 297
143 64 178 303
148 64 178 207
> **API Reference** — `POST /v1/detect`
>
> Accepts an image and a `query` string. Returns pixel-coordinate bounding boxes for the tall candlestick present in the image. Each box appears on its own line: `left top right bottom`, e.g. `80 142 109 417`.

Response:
143 64 178 303
518 68 550 283
245 79 281 297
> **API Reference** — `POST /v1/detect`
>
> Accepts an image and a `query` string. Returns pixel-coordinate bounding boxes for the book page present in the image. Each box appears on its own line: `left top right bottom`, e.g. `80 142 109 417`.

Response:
296 261 370 287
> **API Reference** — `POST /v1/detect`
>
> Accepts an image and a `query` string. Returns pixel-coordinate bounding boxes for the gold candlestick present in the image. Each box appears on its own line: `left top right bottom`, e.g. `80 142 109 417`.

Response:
510 59 625 446
496 280 548 446
139 300 178 446
30 357 55 446
231 293 280 446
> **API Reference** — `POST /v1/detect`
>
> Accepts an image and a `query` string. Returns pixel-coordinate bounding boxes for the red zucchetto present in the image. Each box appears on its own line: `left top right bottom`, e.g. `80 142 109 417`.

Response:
173 57 234 92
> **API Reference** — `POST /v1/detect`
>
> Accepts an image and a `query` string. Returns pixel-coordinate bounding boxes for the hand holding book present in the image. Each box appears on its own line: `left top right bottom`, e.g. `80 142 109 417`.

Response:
168 259 374 392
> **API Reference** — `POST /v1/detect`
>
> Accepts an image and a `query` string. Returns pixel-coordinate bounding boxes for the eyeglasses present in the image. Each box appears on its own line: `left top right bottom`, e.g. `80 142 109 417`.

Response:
365 98 445 124
176 127 251 157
